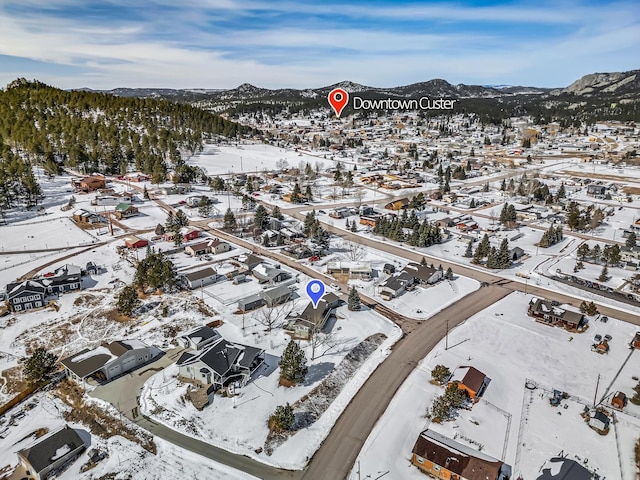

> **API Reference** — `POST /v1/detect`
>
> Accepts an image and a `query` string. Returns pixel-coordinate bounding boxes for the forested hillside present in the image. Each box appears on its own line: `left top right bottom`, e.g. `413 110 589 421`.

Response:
0 79 257 211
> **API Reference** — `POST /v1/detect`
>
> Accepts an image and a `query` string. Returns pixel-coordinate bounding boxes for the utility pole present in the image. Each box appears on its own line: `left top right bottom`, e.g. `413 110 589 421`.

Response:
445 318 449 350
593 373 600 407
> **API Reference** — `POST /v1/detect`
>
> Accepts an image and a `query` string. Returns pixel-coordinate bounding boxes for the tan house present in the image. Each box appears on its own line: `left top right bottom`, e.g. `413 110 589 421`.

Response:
184 238 231 257
18 425 86 480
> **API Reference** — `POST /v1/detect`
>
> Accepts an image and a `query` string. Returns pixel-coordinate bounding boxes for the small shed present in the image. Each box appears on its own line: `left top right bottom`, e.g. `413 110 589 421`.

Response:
589 410 610 432
611 391 626 409
633 331 640 349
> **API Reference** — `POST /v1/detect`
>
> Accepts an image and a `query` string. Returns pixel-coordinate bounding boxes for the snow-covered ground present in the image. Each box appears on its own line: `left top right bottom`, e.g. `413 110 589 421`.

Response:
350 292 640 480
140 304 402 470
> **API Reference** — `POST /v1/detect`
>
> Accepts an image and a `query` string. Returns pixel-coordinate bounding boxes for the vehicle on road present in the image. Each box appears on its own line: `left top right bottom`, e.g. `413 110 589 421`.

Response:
330 283 341 291
308 255 321 262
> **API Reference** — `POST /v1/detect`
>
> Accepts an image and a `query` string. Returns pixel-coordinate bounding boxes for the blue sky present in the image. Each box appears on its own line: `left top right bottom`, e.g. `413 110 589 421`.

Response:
0 0 638 89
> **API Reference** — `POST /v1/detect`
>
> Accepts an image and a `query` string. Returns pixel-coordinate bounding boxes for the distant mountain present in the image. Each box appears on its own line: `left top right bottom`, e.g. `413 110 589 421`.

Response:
551 69 640 98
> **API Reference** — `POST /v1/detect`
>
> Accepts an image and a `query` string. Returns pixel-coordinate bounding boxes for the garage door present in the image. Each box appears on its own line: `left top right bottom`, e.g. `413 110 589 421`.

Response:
108 364 122 378
122 356 137 372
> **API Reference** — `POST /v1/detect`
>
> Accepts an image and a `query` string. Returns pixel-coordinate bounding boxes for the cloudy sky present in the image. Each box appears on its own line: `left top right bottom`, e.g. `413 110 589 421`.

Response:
0 0 638 90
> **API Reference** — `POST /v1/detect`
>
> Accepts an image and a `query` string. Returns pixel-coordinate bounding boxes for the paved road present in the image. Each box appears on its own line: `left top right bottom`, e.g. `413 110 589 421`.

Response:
302 285 511 480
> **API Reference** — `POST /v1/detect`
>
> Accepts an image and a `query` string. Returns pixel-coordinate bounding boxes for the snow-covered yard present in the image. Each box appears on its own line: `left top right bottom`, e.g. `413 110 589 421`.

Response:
140 305 401 470
350 292 640 480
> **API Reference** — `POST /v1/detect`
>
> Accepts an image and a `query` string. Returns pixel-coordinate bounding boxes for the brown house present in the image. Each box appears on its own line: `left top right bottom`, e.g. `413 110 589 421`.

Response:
384 197 410 211
448 366 489 401
114 202 138 219
74 176 105 192
527 297 585 330
632 331 640 349
411 429 510 480
359 215 379 227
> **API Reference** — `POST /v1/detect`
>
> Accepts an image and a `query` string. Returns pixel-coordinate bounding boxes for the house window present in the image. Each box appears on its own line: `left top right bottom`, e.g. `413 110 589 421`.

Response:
24 303 32 309
433 464 440 472
416 456 424 465
15 305 21 311
35 302 42 307
543 314 550 320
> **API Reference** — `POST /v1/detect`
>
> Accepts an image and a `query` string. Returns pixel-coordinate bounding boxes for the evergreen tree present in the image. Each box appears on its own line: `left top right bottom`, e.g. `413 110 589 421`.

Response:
463 242 473 257
631 381 640 405
155 223 165 236
577 243 590 260
223 208 236 231
262 234 271 247
445 267 454 280
497 238 511 268
486 246 498 269
291 183 303 203
269 403 295 432
420 256 427 266
198 196 212 217
279 340 308 385
566 201 581 230
347 286 361 311
272 205 283 220
431 365 450 384
557 183 566 199
598 265 609 282
477 234 490 257
350 220 358 232
254 204 269 230
134 249 177 292
305 185 313 200
626 231 637 248
591 244 602 263
143 184 150 200
23 347 57 385
586 301 598 316
174 209 189 227
117 285 140 316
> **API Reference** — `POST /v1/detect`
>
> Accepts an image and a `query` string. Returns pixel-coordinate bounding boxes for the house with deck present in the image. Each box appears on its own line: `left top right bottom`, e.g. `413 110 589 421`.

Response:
527 297 585 330
411 429 511 480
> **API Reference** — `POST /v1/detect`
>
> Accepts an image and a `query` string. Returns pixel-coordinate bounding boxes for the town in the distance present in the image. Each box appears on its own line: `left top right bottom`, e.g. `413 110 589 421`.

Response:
0 69 640 480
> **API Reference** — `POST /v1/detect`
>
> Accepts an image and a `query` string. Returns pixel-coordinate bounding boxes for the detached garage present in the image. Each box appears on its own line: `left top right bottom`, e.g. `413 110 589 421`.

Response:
124 236 149 249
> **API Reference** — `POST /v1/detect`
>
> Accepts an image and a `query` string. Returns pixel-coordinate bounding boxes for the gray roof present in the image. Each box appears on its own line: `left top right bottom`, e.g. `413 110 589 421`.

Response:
261 284 292 304
60 340 148 378
177 339 263 377
19 425 84 474
180 326 220 343
184 267 217 283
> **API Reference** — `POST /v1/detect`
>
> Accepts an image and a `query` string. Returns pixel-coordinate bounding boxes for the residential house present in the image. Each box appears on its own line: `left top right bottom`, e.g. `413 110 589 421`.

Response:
176 338 265 391
239 254 264 272
588 410 610 432
404 263 444 286
286 293 341 339
252 264 291 285
61 339 155 384
527 297 585 330
448 366 489 401
383 263 396 275
91 193 134 206
237 293 266 312
621 246 640 263
183 267 218 289
124 236 148 249
177 326 222 350
72 208 106 224
6 280 46 312
379 272 413 300
73 176 105 192
586 185 607 197
164 226 201 243
18 425 86 480
184 238 230 257
326 261 372 281
114 202 139 219
359 215 380 227
384 197 410 211
411 429 511 480
261 284 293 308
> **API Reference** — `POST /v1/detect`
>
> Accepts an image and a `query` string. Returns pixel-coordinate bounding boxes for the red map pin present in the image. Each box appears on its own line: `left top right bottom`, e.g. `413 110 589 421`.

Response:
328 88 349 118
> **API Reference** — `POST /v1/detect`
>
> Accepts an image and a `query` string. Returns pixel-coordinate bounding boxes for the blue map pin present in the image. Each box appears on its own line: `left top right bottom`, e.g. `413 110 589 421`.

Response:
306 280 326 309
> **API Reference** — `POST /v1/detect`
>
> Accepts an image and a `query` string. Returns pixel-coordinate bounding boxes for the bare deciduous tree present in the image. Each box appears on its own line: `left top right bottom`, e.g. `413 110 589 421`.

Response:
252 297 298 332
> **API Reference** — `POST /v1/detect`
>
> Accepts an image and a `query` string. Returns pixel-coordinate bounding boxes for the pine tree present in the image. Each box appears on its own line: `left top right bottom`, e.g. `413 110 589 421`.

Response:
486 247 498 269
477 234 490 257
631 381 640 405
431 365 450 384
291 183 303 203
143 185 150 200
598 265 608 282
348 286 361 311
272 205 283 220
350 220 357 232
464 242 474 257
155 223 165 236
445 267 454 280
279 340 308 385
586 301 598 316
172 225 183 247
198 196 212 217
626 231 637 248
223 208 236 231
262 234 271 247
497 238 511 268
305 185 313 201
174 209 189 227
117 285 140 316
420 256 427 266
254 204 269 230
269 403 295 432
23 347 58 385
577 243 590 260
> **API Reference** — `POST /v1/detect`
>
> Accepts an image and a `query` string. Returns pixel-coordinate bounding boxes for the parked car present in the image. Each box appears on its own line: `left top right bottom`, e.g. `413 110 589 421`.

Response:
594 334 602 343
600 316 608 323
308 255 321 262
604 334 612 342
330 283 341 291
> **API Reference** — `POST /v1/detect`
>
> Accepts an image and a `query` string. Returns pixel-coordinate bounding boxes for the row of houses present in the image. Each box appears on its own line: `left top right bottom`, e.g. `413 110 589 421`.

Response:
5 264 85 312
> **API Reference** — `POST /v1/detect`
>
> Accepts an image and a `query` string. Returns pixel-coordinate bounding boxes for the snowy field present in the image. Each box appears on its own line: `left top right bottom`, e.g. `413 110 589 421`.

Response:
0 392 257 480
350 292 640 480
140 304 401 470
